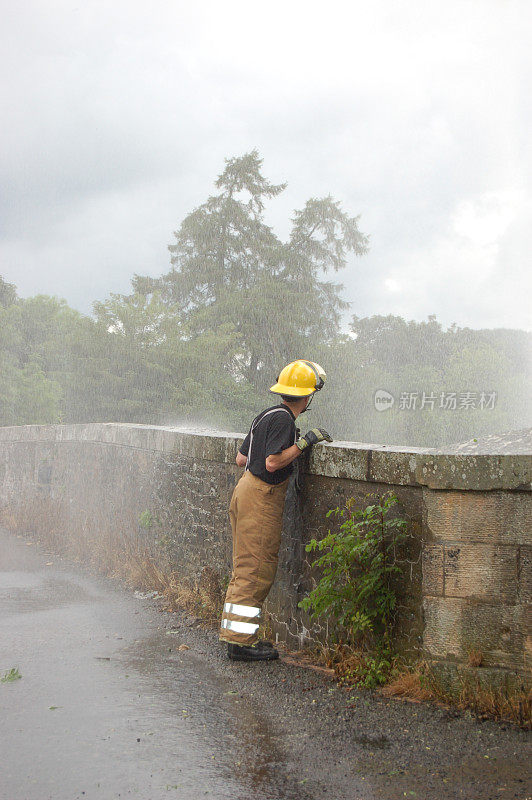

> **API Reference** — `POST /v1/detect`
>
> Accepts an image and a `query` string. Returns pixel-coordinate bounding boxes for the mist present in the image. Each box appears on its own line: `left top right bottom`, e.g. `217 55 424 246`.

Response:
1 0 530 449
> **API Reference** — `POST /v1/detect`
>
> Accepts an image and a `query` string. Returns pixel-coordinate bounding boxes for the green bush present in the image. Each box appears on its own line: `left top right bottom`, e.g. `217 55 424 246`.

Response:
298 491 408 687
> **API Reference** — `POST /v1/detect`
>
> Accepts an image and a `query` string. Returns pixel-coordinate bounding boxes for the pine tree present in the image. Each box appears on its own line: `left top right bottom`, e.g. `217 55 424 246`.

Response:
151 150 369 389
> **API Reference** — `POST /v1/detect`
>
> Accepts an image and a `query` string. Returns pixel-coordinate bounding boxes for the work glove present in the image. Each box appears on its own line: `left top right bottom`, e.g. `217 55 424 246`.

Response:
296 428 333 451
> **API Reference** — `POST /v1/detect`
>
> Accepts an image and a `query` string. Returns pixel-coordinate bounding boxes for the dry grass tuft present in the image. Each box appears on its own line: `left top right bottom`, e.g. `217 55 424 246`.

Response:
381 660 532 729
467 649 483 668
381 661 434 701
311 639 531 728
453 677 532 728
105 544 223 621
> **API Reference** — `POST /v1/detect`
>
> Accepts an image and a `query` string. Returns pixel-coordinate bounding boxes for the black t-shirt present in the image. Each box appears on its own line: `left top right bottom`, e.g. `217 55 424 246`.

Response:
239 404 297 485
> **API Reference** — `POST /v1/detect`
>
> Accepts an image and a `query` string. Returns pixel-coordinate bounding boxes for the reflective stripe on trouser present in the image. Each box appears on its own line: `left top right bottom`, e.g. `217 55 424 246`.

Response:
220 470 289 645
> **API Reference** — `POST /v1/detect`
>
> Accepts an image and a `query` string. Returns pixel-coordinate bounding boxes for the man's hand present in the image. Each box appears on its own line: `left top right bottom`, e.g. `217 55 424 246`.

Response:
295 428 333 451
235 451 247 468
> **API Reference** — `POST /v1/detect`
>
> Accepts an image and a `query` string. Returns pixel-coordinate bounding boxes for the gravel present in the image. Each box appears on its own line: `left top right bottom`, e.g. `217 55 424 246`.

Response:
163 608 532 800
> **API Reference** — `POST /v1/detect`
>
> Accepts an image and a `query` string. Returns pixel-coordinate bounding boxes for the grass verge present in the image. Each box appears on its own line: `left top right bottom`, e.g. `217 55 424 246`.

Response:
293 643 531 729
328 650 531 729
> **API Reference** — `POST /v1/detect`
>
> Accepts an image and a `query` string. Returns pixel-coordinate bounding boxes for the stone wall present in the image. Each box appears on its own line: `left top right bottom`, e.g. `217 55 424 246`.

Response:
0 423 529 687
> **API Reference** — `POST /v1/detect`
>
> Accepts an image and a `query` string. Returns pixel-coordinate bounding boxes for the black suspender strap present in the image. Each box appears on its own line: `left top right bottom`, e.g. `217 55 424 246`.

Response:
245 406 294 471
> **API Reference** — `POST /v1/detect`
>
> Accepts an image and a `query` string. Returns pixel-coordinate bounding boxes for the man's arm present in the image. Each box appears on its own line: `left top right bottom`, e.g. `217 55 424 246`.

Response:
265 444 301 473
236 430 251 468
265 428 333 472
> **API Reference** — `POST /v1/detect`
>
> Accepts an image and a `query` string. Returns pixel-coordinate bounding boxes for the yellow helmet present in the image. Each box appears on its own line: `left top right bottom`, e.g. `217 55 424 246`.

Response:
269 360 327 397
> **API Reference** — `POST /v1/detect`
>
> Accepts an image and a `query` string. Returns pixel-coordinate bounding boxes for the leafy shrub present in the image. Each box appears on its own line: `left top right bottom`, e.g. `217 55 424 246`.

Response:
298 491 408 686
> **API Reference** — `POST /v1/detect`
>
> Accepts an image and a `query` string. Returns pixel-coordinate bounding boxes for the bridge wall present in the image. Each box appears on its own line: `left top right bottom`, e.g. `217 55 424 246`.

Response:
0 423 530 687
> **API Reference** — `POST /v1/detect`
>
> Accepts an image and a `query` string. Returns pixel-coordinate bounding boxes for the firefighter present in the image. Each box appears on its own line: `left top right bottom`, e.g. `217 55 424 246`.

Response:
220 360 332 661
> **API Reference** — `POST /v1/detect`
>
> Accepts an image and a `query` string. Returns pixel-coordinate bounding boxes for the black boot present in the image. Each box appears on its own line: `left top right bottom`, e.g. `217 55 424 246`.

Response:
227 640 279 661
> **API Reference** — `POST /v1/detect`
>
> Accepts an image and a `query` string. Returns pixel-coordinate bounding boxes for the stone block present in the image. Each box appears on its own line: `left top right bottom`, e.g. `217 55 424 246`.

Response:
520 546 532 603
423 596 526 670
308 443 367 481
422 544 444 595
55 424 80 442
369 450 419 486
423 488 532 546
428 660 530 694
223 435 245 464
89 424 118 444
127 425 160 450
443 544 518 602
3 442 36 496
416 453 531 490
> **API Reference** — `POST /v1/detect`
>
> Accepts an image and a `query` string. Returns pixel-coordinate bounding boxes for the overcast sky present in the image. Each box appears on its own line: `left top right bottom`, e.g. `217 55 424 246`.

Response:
2 0 531 331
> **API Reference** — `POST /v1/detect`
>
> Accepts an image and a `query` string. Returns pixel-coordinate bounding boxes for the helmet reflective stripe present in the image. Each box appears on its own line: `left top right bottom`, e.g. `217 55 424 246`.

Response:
224 602 260 618
246 406 293 471
221 619 260 635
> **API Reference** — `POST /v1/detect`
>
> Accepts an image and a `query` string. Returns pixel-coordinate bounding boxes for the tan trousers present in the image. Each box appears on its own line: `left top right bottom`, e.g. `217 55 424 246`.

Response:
220 470 289 645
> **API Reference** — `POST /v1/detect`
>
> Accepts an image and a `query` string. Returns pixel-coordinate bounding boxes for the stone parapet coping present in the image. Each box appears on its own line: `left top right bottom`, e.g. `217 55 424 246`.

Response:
0 423 530 492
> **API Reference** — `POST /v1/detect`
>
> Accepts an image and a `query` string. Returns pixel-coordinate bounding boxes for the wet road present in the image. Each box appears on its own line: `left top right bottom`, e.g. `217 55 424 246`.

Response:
0 529 315 800
1 527 530 800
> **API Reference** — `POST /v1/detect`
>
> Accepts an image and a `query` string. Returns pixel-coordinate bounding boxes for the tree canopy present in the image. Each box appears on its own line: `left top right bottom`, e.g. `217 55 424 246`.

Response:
0 151 529 446
130 150 369 390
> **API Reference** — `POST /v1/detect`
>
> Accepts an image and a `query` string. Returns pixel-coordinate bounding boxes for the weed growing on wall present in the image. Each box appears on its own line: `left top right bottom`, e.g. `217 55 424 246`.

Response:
298 492 408 688
138 509 155 530
1 667 22 683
